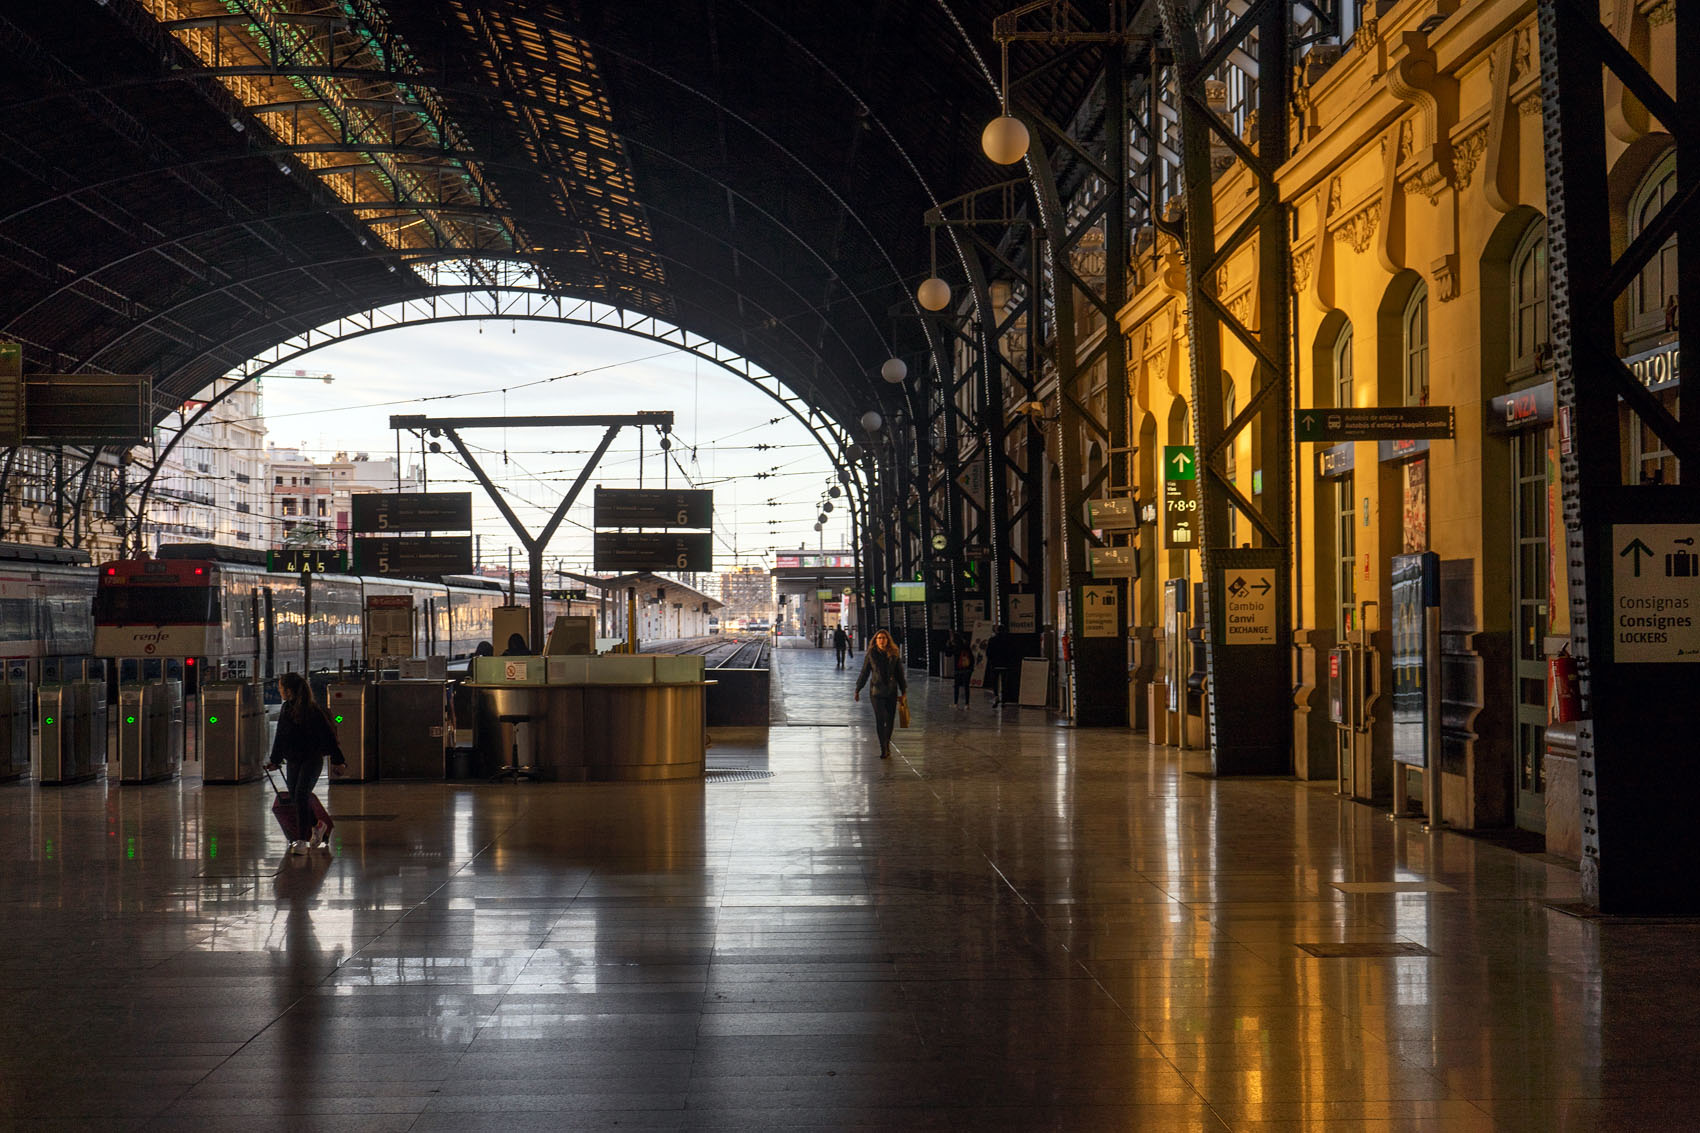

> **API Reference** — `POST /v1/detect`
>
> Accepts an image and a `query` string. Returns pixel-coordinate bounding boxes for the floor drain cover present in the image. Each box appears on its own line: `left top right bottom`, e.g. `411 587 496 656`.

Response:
1298 941 1433 958
705 768 774 783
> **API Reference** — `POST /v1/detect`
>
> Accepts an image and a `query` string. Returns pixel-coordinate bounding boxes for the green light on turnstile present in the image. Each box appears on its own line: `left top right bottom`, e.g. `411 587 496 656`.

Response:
126 715 136 725
334 715 343 724
126 837 135 861
42 716 53 726
208 716 218 725
208 835 217 860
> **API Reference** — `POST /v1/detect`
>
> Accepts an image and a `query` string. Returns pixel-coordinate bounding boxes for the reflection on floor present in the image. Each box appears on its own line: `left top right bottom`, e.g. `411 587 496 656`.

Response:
0 645 1694 1131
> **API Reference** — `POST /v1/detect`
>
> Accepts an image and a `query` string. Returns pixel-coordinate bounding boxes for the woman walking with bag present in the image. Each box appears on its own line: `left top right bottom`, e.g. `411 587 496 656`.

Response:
264 672 345 854
853 629 908 759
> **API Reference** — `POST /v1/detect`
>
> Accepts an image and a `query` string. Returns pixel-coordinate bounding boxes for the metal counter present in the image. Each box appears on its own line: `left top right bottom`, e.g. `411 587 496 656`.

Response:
467 681 707 782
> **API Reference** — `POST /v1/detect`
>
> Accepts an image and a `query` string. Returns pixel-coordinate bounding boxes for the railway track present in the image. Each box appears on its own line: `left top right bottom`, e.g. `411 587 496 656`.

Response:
641 635 770 668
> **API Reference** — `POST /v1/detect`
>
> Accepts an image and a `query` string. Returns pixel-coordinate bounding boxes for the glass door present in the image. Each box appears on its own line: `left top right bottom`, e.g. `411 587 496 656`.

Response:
1512 428 1551 832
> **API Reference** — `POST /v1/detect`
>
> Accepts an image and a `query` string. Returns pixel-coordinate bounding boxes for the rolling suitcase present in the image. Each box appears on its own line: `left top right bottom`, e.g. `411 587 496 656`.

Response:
266 767 333 842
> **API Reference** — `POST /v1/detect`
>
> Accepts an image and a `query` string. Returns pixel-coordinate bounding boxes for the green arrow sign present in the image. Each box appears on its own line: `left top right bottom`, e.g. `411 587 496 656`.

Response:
1164 445 1196 481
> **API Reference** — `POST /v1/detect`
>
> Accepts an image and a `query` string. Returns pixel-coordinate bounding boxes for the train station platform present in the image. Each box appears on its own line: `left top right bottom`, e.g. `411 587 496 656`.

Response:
0 648 1694 1130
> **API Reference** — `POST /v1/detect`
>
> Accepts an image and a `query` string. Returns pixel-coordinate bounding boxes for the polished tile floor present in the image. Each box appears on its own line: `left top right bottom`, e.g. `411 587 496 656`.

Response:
1 646 1696 1131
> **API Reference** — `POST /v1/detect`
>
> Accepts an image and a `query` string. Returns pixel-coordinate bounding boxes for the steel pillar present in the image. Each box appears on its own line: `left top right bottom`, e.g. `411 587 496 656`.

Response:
1157 0 1295 773
1539 0 1700 913
1023 57 1135 728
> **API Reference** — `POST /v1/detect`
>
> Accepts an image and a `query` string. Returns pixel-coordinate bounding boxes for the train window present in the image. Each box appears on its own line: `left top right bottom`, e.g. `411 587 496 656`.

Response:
94 586 219 624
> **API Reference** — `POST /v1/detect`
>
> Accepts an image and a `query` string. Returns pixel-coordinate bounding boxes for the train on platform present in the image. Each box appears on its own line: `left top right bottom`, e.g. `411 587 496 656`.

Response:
0 542 100 679
90 544 590 687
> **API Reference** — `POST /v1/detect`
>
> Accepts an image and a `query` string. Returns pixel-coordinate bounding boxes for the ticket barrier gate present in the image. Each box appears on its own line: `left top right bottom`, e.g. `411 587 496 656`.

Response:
326 682 377 782
117 680 183 784
1329 601 1380 801
0 679 30 781
201 681 266 784
40 678 107 785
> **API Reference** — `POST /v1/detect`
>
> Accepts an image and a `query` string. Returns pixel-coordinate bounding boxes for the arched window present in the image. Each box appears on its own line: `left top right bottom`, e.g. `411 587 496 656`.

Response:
1403 283 1429 406
1334 323 1355 408
1629 152 1677 340
1510 220 1549 372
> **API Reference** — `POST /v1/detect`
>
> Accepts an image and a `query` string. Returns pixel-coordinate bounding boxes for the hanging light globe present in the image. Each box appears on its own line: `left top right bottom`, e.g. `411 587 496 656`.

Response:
822 501 834 513
982 115 1030 165
813 522 823 532
859 411 883 433
828 485 841 498
880 357 908 384
916 277 952 311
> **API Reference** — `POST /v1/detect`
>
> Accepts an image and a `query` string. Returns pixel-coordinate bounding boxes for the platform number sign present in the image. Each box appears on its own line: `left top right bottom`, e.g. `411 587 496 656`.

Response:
1163 479 1198 547
1162 446 1199 549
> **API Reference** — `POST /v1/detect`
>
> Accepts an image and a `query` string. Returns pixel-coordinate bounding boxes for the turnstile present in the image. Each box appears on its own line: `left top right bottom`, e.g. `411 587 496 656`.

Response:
0 679 30 781
377 681 448 779
39 679 105 785
201 681 266 784
117 679 183 784
326 682 377 781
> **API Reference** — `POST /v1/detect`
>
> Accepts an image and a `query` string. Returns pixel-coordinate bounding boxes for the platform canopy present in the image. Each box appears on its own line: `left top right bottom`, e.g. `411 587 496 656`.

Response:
0 1 1108 437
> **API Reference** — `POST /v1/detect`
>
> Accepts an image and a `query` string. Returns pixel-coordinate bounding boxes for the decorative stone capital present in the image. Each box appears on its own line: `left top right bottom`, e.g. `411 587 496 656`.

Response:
1330 200 1381 254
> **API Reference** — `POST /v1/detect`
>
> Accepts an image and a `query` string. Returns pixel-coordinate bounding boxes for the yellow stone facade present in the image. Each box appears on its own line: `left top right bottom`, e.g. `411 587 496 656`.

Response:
1105 0 1679 840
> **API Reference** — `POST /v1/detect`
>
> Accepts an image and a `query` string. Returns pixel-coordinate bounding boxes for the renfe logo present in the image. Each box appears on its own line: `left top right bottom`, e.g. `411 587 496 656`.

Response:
94 625 212 658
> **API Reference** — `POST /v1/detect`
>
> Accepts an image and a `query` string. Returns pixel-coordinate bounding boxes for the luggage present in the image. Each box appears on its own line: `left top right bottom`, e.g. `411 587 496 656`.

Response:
266 767 333 842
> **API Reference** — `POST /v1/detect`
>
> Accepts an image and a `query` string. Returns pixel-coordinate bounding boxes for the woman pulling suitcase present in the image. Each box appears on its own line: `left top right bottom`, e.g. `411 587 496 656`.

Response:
264 672 345 855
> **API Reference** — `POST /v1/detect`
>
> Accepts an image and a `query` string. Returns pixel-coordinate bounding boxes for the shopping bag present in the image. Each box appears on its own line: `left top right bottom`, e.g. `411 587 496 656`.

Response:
897 696 910 729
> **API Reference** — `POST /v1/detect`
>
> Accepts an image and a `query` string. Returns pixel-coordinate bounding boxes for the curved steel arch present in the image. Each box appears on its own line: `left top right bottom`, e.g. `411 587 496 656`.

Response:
84 255 871 430
43 202 879 402
125 293 873 559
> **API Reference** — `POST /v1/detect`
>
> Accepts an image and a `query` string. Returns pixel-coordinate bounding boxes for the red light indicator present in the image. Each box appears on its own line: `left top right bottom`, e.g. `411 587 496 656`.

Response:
185 657 195 666
106 567 116 576
194 567 204 575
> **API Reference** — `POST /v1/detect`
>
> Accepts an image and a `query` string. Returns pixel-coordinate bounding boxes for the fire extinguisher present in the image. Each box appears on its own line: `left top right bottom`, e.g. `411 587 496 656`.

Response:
1548 644 1582 724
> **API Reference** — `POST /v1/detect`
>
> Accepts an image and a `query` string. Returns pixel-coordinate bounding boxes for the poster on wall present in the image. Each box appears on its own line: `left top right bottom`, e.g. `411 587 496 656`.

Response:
1390 552 1439 765
1402 457 1429 553
968 620 995 687
365 594 414 660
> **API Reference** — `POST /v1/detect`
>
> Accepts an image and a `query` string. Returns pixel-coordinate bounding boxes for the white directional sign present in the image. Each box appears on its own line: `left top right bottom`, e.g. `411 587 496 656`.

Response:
1009 592 1037 633
1088 545 1137 578
1085 497 1137 530
1081 584 1119 637
1612 524 1700 663
1221 567 1277 645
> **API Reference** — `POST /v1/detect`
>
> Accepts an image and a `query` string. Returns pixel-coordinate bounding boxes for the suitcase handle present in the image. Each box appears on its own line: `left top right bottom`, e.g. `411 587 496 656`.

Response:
264 767 283 796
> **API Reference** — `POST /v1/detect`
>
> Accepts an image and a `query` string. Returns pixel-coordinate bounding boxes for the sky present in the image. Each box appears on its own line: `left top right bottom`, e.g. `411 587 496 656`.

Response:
251 320 854 575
